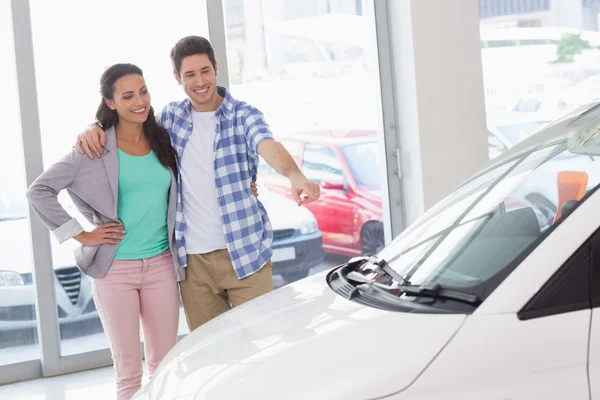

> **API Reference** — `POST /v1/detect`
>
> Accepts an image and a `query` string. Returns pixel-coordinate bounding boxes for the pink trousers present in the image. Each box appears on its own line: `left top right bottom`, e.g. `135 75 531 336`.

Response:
92 250 179 400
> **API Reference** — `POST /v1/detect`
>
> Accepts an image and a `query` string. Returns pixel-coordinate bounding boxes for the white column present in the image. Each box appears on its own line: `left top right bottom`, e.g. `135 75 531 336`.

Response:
378 0 489 227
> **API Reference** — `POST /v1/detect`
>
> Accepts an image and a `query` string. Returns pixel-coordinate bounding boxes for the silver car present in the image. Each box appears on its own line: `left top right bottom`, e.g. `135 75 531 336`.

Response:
0 190 98 334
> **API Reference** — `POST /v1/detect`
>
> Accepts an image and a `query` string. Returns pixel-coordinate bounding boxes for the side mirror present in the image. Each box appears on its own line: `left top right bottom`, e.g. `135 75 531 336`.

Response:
321 180 347 191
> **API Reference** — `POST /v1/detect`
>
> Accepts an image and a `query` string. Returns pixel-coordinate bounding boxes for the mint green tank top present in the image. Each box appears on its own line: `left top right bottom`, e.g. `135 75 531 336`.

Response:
114 149 171 260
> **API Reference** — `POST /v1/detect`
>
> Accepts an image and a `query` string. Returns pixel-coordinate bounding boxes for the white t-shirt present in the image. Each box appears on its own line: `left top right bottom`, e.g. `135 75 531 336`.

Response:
180 110 227 254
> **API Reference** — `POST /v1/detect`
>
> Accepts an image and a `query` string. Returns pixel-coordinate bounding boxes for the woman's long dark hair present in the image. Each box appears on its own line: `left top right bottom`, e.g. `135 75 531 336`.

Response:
96 63 177 174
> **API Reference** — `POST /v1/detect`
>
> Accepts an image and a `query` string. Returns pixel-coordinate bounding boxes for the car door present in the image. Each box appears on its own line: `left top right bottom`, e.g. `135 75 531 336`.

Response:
513 239 592 400
401 227 593 399
301 143 355 253
588 229 600 398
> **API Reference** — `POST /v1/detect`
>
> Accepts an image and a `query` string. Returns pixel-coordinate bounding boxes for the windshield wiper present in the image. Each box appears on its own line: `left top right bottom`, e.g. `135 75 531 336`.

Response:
352 254 408 285
346 271 481 306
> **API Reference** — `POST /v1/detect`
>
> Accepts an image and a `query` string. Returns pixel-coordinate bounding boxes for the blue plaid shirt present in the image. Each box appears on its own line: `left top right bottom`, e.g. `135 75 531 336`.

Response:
159 87 274 279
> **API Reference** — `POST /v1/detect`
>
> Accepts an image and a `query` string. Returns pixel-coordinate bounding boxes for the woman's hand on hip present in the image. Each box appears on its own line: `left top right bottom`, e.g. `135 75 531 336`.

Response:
74 223 125 246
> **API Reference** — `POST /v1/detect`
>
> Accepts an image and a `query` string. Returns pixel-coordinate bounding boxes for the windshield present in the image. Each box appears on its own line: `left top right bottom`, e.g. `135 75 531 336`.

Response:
340 141 380 187
365 104 600 304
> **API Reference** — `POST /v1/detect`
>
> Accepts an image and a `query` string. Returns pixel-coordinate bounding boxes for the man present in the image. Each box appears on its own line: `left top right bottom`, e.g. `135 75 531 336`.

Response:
76 36 320 331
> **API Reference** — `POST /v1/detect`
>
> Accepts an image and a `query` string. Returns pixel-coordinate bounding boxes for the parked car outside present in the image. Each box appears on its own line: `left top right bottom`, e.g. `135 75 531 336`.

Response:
258 132 384 258
134 101 600 400
257 185 324 283
0 191 98 335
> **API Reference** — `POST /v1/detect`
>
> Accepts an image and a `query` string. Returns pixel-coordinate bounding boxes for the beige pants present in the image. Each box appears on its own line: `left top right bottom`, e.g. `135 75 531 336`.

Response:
179 249 274 331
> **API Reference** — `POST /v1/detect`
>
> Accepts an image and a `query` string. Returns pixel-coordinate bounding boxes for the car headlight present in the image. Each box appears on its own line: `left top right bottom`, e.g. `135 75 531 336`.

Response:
300 216 318 235
0 271 25 287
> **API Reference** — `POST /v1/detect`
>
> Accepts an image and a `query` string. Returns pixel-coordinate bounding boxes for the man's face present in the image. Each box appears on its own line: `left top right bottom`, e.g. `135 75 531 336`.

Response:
175 54 219 111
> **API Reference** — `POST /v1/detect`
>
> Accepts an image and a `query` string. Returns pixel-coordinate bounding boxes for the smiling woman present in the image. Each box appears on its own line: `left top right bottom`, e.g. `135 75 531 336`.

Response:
96 64 177 172
26 61 184 399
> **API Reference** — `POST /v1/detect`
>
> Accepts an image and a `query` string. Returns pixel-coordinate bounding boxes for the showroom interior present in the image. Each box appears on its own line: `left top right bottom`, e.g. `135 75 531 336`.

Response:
3 0 600 398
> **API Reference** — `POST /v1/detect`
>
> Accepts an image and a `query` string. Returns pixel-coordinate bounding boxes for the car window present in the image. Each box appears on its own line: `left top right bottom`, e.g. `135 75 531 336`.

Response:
397 145 558 287
301 144 345 184
340 141 380 186
365 108 600 304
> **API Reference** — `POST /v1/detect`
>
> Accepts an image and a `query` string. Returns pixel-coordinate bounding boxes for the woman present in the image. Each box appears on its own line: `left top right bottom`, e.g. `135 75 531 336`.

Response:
26 63 254 399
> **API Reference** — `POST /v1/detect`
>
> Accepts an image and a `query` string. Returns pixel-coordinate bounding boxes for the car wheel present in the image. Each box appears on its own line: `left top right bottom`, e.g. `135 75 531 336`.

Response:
281 269 310 284
361 221 385 255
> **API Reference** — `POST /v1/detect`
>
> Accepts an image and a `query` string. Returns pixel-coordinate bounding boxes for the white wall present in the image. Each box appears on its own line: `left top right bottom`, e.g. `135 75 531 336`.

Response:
385 0 489 225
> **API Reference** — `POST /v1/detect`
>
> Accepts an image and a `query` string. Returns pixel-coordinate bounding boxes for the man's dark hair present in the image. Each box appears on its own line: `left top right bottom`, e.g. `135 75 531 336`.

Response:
170 36 217 75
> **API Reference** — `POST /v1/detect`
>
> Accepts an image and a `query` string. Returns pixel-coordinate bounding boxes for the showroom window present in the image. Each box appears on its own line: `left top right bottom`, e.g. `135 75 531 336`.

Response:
0 0 40 367
480 0 600 156
224 0 388 266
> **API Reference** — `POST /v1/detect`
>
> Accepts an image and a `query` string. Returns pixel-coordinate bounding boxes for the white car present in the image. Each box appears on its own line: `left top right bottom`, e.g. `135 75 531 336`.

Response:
0 192 98 333
133 101 600 400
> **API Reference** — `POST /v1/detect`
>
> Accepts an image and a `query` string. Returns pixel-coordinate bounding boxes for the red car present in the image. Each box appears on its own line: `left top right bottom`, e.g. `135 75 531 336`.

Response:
258 132 384 258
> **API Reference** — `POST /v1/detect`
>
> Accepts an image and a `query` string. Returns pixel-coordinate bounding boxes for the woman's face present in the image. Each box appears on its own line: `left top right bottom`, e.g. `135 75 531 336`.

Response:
105 74 151 124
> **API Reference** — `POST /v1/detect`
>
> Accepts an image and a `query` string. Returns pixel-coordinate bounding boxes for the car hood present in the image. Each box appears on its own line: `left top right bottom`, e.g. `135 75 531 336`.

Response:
258 188 315 231
143 272 466 400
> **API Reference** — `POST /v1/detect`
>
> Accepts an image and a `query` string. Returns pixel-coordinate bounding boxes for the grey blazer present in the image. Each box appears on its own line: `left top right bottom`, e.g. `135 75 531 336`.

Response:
26 127 185 281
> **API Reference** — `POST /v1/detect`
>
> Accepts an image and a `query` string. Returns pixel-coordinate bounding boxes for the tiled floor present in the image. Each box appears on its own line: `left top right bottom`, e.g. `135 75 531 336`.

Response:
0 365 142 400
